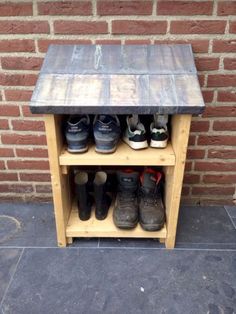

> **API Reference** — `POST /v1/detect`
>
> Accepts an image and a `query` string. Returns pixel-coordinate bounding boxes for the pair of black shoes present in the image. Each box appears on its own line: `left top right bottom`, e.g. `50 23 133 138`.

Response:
74 171 112 221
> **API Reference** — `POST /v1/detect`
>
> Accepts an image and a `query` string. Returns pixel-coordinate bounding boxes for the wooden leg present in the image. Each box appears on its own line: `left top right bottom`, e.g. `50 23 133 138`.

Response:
44 114 72 247
159 238 165 244
164 114 192 249
67 237 73 245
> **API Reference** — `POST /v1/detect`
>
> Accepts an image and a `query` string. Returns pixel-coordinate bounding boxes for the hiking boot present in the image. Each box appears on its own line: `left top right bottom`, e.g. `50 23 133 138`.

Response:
75 171 93 221
139 168 165 231
150 114 168 148
65 115 90 153
94 171 112 220
113 169 139 229
123 115 148 150
93 115 120 153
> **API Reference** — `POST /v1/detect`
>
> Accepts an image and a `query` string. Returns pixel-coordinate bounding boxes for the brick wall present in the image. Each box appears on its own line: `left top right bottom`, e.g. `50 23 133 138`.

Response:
0 0 235 205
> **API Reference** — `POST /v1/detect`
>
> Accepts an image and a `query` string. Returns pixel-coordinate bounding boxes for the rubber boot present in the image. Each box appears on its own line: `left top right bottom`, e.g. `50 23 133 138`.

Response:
75 171 92 221
94 171 111 220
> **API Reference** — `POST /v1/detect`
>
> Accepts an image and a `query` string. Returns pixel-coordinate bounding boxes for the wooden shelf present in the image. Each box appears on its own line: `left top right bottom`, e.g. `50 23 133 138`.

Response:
60 141 175 166
66 200 167 239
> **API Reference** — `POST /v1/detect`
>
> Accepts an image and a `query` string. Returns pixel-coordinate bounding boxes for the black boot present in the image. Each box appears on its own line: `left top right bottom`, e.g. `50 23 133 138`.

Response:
94 171 111 220
75 171 92 221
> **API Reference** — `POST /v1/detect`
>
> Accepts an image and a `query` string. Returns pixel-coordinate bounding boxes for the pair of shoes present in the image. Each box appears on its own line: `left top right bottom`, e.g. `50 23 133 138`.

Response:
123 114 169 150
65 115 120 154
74 171 112 220
113 168 165 231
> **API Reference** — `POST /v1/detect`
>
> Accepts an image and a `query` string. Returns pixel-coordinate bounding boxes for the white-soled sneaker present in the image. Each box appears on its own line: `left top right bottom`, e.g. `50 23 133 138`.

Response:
150 114 169 148
123 115 148 150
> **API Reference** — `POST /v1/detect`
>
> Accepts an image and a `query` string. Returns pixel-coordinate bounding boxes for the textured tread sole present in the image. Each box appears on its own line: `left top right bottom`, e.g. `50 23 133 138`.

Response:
150 139 168 148
123 136 148 150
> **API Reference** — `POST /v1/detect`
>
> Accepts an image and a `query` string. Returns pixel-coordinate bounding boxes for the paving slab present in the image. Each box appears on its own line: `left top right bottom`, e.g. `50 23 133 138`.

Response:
176 206 236 249
0 248 22 304
2 248 236 314
225 206 236 219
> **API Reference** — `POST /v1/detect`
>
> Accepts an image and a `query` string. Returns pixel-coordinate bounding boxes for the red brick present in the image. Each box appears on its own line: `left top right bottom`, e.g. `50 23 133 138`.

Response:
192 186 234 196
0 39 35 52
203 106 236 117
217 91 236 102
195 57 219 71
218 2 236 15
190 121 210 132
213 40 236 52
195 161 236 172
1 134 46 145
198 74 205 87
0 105 20 117
32 195 53 202
38 1 92 15
183 174 200 184
187 149 205 159
202 90 214 103
112 20 167 35
0 172 18 181
230 21 236 33
154 40 209 53
125 39 151 45
0 2 32 16
170 20 226 34
4 90 33 102
98 1 152 15
0 74 38 86
0 195 23 202
20 173 51 182
0 161 5 170
208 75 236 87
11 120 45 132
181 186 190 196
208 149 236 159
224 58 236 70
157 1 213 15
213 121 236 131
7 160 49 170
188 135 196 146
16 148 48 158
37 39 91 53
54 21 108 34
96 39 121 45
203 175 236 184
0 21 49 34
21 105 42 118
0 184 33 193
0 148 14 157
0 119 9 130
198 135 236 146
35 184 52 193
185 161 192 171
2 57 43 71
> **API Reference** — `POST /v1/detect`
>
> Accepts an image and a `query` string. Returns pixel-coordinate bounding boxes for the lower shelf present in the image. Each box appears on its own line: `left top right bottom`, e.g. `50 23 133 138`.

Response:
66 201 167 239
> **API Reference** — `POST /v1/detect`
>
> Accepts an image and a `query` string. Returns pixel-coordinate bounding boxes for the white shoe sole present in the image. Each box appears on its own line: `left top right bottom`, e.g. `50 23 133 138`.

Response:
67 146 88 153
123 137 148 150
150 139 168 148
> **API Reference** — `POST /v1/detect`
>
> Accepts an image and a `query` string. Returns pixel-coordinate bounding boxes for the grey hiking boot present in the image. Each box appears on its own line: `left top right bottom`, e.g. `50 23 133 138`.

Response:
113 169 139 229
139 168 165 231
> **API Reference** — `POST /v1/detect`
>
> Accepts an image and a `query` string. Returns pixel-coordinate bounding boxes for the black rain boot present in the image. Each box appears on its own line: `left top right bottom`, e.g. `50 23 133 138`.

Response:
75 171 93 221
94 171 111 220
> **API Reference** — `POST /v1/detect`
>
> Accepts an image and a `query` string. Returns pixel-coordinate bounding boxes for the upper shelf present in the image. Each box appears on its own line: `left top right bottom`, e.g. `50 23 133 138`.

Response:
30 44 205 115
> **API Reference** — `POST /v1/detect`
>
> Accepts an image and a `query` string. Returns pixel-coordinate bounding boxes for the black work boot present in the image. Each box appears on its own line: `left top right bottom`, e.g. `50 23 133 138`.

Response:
139 168 165 231
113 169 139 229
74 171 93 221
94 171 112 220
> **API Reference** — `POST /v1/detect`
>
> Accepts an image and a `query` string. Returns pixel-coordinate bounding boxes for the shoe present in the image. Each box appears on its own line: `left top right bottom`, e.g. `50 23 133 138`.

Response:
139 168 165 231
94 171 112 220
113 169 139 229
65 115 90 153
93 115 120 153
150 114 168 148
74 171 93 221
123 115 148 150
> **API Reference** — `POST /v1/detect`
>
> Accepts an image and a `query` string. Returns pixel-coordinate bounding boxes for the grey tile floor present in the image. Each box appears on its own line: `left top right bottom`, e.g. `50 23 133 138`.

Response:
0 203 236 314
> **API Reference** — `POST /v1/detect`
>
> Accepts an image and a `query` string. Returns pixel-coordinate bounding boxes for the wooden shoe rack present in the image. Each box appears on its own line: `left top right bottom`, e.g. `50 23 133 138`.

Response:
30 44 204 248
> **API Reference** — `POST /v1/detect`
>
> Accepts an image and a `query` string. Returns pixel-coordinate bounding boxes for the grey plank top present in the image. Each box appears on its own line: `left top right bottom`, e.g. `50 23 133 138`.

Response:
30 44 205 115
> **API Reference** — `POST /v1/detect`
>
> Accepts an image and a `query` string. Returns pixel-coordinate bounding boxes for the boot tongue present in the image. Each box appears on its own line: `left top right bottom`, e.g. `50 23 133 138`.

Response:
117 171 138 191
142 171 157 193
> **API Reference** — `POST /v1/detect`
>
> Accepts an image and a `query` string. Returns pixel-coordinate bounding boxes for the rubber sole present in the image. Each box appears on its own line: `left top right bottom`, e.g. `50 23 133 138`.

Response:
113 216 138 230
140 221 165 231
67 146 88 153
123 136 148 150
95 146 116 154
150 139 168 148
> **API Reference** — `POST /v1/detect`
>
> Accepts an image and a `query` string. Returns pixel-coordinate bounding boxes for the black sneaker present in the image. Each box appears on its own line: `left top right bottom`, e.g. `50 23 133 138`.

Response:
93 115 120 154
65 115 90 153
150 114 168 148
113 169 139 229
139 168 165 231
123 115 148 150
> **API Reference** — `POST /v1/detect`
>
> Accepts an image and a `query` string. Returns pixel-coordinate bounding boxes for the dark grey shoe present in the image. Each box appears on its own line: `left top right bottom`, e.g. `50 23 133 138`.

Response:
113 170 139 229
75 171 93 221
94 171 111 220
139 168 165 231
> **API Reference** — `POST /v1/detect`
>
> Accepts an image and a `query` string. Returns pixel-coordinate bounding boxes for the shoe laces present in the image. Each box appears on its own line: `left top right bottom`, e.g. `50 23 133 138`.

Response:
139 185 161 206
117 188 136 208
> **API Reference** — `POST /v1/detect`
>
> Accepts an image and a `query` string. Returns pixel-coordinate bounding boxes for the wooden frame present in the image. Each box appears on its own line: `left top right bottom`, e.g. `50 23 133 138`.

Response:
44 113 192 248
